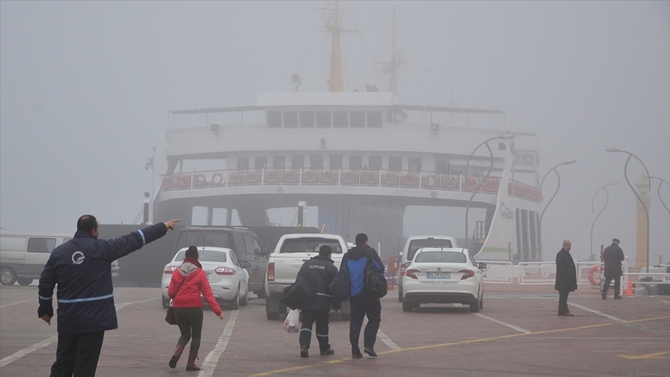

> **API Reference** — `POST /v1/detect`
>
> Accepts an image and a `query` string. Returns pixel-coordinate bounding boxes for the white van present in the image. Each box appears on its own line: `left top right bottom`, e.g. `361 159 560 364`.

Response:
0 230 119 286
396 235 459 302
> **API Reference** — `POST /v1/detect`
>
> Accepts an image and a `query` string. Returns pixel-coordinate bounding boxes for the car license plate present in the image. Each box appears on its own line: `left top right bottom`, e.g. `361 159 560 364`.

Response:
426 272 450 279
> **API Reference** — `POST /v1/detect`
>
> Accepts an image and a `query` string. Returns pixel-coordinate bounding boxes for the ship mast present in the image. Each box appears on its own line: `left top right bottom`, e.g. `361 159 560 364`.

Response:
323 1 357 92
378 6 408 96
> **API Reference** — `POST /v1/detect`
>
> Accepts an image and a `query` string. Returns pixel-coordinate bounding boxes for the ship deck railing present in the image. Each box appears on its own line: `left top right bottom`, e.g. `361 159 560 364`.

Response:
159 169 541 202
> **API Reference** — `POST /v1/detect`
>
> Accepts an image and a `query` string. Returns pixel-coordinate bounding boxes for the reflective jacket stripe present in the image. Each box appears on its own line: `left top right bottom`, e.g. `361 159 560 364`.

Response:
57 292 114 304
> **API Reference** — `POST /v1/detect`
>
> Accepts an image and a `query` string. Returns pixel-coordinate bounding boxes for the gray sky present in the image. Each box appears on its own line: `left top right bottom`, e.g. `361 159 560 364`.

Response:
1 1 668 263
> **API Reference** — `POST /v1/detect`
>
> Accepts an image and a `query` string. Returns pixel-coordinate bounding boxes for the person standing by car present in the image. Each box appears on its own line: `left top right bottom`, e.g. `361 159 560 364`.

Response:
38 215 180 377
168 246 225 371
344 233 385 358
602 238 625 300
554 240 577 316
297 245 340 358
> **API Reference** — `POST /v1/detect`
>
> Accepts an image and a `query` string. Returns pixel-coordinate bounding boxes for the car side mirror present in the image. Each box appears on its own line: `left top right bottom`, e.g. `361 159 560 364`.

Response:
404 262 412 268
254 248 262 255
478 262 487 270
242 261 252 269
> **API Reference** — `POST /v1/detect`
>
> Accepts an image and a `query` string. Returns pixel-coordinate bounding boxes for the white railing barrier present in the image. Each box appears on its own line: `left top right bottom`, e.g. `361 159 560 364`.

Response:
480 260 514 284
518 262 556 285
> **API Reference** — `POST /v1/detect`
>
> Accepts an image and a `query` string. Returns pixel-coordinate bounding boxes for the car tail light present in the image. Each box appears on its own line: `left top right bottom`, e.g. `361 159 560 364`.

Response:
215 267 236 275
400 264 406 277
459 269 475 280
163 266 177 274
267 262 275 282
405 269 419 279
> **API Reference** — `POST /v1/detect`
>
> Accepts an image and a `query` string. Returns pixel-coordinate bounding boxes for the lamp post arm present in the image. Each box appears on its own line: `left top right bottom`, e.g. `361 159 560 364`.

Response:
650 177 670 214
590 187 610 260
539 168 561 225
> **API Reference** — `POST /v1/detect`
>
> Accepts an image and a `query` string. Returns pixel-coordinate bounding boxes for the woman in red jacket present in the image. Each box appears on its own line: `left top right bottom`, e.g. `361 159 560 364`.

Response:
168 246 224 371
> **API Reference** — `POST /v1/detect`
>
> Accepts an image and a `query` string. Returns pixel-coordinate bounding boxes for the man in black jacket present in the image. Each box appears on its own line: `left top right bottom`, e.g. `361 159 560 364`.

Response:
602 238 625 300
38 215 180 377
296 245 340 357
554 240 577 316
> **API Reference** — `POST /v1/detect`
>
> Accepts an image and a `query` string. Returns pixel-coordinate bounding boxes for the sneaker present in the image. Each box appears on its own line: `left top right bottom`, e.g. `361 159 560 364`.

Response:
320 348 335 356
364 347 377 357
300 346 308 358
601 293 607 300
614 296 622 300
352 353 363 359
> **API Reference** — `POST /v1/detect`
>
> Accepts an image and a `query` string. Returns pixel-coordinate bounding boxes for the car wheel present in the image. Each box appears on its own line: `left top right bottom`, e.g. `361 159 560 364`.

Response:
256 281 267 298
229 288 240 310
469 298 480 313
0 267 17 286
240 287 248 306
479 292 484 309
17 278 34 286
402 300 415 312
398 286 403 302
267 312 280 320
161 295 170 309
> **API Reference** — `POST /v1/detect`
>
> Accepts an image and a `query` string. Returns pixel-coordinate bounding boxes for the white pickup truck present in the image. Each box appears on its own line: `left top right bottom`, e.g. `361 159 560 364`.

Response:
264 233 350 320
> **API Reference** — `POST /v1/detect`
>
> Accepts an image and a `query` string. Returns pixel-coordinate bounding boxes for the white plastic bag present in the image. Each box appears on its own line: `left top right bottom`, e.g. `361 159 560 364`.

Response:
283 309 300 333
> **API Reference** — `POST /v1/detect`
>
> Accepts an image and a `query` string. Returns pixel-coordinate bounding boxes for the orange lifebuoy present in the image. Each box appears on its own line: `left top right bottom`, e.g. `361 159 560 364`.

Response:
422 175 436 189
283 170 298 184
193 174 207 187
322 170 338 184
211 172 224 185
342 171 359 185
303 170 319 184
588 265 603 286
161 176 174 190
362 171 378 185
443 175 458 190
382 172 398 186
229 172 241 185
265 170 279 184
246 171 260 185
403 173 418 187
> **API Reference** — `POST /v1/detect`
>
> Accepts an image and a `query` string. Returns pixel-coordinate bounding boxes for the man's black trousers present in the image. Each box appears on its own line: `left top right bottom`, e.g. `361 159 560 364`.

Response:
50 331 105 377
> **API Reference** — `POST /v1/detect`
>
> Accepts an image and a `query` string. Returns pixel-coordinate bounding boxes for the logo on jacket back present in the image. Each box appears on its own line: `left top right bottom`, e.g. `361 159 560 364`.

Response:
72 251 85 265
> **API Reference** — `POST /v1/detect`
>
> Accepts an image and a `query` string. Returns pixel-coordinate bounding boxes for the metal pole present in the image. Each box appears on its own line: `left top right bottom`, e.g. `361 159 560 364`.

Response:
590 182 620 260
538 160 576 260
650 176 670 214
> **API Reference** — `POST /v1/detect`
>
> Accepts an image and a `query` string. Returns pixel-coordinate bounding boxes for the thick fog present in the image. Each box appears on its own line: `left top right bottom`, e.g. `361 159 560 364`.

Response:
1 1 668 263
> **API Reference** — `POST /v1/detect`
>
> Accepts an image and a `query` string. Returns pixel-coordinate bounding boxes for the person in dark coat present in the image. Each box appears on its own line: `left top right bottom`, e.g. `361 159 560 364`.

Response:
602 238 625 300
296 245 340 357
554 240 577 316
38 215 180 377
344 233 385 358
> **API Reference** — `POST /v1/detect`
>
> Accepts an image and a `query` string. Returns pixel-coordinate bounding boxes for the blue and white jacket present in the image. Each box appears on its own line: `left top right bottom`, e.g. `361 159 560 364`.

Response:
38 223 168 333
345 245 384 297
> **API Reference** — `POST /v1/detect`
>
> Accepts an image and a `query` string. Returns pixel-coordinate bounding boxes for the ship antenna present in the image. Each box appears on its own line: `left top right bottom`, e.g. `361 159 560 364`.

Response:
321 0 358 92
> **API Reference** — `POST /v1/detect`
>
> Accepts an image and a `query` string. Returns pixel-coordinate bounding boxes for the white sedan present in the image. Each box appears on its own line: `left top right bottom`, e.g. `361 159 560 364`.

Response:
401 247 486 313
162 247 250 310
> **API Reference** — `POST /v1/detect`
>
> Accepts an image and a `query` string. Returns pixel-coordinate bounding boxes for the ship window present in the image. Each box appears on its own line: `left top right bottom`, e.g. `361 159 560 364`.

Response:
310 155 323 170
369 156 382 171
367 111 382 127
267 111 282 128
333 111 348 128
389 156 402 171
329 155 343 170
237 157 249 171
291 155 304 169
436 160 450 175
273 156 285 170
350 111 365 128
300 111 315 128
349 155 362 170
316 111 331 128
409 157 422 173
283 111 298 128
255 156 267 170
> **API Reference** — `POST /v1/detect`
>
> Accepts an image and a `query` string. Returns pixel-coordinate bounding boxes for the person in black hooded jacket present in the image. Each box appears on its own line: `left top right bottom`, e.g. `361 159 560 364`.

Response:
344 233 385 358
296 245 340 357
38 215 180 377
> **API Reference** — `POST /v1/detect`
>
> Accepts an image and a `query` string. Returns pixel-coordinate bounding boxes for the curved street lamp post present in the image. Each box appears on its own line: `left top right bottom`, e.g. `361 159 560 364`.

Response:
538 160 577 260
590 182 620 261
649 176 670 214
463 134 515 252
605 148 651 277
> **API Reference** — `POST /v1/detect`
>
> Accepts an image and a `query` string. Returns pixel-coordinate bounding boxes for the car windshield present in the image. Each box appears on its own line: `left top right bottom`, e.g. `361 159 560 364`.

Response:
407 238 453 260
279 238 343 254
176 231 232 250
414 251 466 263
174 250 228 263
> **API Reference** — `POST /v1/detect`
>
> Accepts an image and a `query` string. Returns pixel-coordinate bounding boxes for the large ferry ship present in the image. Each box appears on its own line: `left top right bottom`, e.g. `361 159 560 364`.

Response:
153 4 543 262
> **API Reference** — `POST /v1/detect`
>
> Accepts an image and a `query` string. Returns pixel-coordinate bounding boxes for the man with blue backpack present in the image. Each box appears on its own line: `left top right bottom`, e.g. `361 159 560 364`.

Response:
342 233 385 359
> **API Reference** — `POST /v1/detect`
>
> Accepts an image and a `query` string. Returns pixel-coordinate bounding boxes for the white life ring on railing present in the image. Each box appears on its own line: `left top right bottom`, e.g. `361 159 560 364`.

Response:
588 265 603 286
